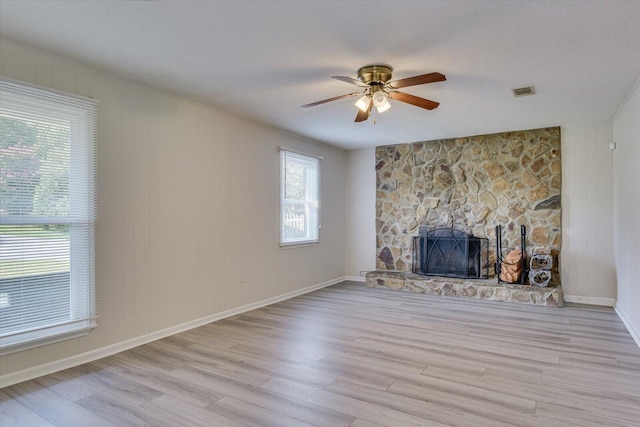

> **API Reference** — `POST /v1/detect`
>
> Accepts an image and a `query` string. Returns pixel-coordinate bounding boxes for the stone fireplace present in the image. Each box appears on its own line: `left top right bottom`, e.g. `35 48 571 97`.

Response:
369 127 563 306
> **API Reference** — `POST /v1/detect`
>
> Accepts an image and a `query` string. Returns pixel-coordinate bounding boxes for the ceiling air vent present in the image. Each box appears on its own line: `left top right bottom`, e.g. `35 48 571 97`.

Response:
512 86 535 97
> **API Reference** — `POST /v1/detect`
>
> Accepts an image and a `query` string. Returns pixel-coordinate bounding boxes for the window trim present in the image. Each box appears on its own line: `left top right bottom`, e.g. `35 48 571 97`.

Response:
0 77 97 355
278 147 321 247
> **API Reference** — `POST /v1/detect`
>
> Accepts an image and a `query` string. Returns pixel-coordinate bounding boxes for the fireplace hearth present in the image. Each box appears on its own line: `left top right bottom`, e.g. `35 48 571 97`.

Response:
366 270 564 307
413 227 489 279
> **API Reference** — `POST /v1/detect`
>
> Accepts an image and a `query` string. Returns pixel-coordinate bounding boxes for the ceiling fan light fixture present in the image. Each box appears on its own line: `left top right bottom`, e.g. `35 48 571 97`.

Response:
355 94 371 112
303 65 445 122
373 91 391 113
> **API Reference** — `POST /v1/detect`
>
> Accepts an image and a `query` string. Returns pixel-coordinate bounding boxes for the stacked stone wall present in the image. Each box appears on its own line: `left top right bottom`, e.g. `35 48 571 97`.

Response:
376 127 561 284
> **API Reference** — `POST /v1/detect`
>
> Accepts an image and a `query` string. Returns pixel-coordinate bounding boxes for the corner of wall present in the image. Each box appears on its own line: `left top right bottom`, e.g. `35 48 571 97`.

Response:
615 303 640 348
612 73 640 348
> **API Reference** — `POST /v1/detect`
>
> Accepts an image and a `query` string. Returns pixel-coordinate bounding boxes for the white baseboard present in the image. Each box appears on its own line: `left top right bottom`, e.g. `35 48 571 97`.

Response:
615 304 640 349
0 276 346 388
564 295 616 306
344 275 366 282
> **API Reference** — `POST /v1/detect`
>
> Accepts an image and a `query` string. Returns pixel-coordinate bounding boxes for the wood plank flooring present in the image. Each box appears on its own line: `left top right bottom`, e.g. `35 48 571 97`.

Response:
2 281 640 426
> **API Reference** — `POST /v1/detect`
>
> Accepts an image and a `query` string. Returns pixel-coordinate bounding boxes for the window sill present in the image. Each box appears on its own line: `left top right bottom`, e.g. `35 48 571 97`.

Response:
279 240 319 249
0 322 97 356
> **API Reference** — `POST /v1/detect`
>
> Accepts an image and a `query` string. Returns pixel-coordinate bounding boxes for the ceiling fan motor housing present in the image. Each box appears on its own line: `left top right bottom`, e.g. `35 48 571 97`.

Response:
357 65 393 85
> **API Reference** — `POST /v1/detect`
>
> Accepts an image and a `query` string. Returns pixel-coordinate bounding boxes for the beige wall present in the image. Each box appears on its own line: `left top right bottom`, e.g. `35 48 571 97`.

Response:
613 77 640 344
560 123 615 303
345 148 376 278
345 124 616 303
0 41 346 381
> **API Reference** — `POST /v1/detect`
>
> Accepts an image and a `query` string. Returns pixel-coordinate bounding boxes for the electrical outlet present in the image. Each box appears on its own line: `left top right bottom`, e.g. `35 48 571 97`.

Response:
239 271 246 283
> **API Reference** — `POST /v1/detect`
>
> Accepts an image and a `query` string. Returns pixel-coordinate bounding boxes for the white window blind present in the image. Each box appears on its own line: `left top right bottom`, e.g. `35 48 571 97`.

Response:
0 78 97 355
280 149 320 246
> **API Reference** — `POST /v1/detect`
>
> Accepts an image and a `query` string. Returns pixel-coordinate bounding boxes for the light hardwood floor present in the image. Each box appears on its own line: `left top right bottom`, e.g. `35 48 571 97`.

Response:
2 281 640 426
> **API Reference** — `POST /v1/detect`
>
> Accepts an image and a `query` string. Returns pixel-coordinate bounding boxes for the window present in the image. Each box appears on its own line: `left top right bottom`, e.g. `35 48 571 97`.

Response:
280 149 320 246
0 78 97 355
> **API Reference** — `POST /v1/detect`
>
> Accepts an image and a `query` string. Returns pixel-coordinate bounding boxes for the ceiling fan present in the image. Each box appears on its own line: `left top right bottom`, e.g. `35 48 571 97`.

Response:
301 64 446 122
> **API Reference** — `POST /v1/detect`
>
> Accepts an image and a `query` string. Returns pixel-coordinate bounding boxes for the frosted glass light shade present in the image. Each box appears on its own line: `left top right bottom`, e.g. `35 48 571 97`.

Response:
373 91 391 113
355 95 370 112
376 98 391 113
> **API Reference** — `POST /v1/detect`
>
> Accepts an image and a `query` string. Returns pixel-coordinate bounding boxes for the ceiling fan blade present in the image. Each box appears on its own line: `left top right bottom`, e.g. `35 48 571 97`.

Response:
332 76 368 87
301 92 360 108
387 72 446 89
389 91 440 110
354 98 373 122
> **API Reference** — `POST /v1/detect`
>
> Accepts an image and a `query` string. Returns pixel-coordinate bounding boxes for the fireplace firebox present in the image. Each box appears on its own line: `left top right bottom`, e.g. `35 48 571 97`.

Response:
412 227 489 279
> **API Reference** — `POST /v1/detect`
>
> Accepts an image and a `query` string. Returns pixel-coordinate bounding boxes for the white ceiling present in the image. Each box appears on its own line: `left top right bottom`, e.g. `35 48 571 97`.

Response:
1 1 639 149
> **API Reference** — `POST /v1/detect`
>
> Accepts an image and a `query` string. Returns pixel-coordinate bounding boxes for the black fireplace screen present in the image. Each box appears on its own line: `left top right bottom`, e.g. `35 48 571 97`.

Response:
412 227 489 279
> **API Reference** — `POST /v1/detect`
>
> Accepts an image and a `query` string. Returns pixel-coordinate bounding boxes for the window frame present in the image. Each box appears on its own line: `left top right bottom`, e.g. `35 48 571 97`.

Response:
279 148 321 247
0 77 97 355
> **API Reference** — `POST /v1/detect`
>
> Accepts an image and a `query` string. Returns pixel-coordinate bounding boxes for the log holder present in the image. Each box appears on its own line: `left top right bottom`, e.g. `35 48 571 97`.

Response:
495 224 527 285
